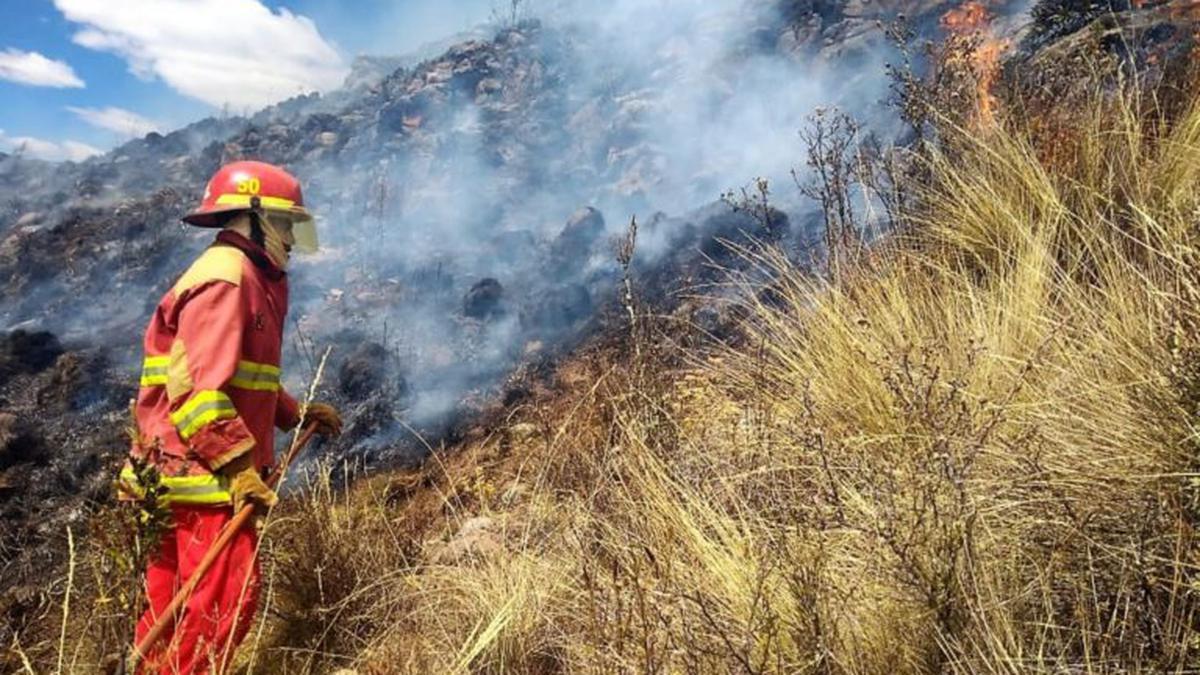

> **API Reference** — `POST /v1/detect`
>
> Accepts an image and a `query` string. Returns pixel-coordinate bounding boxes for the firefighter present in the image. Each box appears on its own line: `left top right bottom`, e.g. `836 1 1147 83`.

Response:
119 160 342 673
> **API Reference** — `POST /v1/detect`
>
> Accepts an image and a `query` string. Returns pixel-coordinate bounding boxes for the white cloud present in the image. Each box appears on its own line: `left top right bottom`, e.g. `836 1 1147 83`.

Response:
53 0 348 110
0 48 84 88
0 130 101 162
67 105 160 137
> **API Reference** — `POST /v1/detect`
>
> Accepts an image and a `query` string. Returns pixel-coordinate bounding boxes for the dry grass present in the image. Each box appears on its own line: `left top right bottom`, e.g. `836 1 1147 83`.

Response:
12 76 1200 675
230 84 1200 673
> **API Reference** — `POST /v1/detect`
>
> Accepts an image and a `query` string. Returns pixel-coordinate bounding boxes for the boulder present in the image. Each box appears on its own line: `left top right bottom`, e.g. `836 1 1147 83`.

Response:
434 516 503 563
0 330 64 378
463 278 504 319
0 412 46 471
552 207 605 259
338 342 391 401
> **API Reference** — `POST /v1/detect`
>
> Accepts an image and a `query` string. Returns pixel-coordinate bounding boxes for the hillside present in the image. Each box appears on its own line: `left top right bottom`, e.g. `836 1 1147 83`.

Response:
253 13 1200 667
0 0 952 618
5 0 1200 673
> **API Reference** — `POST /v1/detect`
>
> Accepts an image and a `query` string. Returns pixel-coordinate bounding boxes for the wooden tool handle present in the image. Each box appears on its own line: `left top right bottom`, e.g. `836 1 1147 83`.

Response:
128 423 319 667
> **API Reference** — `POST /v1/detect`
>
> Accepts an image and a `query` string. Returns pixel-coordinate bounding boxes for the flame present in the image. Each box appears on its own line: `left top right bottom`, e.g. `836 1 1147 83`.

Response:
941 1 1011 125
941 1 991 31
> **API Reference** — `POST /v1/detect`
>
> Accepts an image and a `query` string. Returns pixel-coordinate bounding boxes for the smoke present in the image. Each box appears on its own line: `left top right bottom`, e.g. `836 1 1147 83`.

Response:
553 0 824 211
268 0 905 461
0 0 916 465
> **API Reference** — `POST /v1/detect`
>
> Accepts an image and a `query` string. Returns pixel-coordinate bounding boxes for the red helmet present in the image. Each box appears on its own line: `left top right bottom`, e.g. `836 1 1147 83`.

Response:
183 160 313 227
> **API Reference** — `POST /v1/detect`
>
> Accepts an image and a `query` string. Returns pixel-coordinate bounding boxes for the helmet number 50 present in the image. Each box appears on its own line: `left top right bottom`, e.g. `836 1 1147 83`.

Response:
236 177 261 195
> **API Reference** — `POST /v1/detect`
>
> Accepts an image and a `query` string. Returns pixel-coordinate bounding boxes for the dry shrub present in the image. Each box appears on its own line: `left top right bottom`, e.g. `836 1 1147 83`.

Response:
667 86 1200 670
238 82 1200 674
245 464 417 673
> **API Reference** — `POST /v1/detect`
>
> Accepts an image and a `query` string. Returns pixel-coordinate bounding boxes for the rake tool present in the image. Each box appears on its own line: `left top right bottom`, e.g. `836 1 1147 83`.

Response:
120 422 319 673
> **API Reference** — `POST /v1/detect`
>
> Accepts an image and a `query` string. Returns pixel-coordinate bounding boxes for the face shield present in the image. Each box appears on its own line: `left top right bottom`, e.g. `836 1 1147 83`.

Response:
266 211 320 254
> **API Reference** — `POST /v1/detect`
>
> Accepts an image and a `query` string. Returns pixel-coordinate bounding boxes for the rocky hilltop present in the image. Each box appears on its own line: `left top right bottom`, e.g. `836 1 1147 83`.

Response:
0 0 955 485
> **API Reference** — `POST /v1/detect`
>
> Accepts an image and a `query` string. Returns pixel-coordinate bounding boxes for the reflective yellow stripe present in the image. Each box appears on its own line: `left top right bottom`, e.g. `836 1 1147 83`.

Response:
229 359 281 392
239 360 280 375
141 371 168 386
119 467 231 505
139 356 170 387
170 390 237 440
214 193 296 210
229 378 278 391
229 376 278 391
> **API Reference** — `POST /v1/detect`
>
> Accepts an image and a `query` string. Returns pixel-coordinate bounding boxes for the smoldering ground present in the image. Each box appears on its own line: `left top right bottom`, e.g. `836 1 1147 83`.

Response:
0 0 1008 630
277 0 910 459
0 0 966 468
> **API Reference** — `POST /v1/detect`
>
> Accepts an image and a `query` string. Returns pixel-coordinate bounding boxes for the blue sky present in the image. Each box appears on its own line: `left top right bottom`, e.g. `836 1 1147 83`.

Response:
0 0 493 161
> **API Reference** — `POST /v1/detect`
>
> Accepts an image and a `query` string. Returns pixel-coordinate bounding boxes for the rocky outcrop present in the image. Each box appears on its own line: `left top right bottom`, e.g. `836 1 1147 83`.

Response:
464 278 505 319
0 330 63 379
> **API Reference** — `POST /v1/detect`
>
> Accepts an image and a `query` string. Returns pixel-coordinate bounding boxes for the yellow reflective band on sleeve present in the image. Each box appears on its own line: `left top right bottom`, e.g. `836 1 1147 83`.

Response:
229 360 281 392
118 466 232 506
214 193 296 210
170 390 237 440
139 355 170 387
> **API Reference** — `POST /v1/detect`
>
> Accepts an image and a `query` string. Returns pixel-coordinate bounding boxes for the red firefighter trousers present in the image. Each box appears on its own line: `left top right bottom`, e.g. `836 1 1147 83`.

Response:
135 505 260 674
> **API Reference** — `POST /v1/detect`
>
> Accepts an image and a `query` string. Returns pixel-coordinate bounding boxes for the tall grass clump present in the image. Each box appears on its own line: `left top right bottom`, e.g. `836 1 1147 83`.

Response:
663 87 1200 670
242 82 1200 673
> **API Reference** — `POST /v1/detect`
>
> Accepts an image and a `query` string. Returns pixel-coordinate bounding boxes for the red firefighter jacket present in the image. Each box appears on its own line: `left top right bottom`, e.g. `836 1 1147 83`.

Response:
120 230 301 505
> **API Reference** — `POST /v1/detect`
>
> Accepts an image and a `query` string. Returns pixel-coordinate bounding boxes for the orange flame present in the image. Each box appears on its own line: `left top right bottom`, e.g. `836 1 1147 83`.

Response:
941 1 991 31
941 1 1011 125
